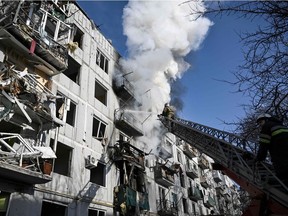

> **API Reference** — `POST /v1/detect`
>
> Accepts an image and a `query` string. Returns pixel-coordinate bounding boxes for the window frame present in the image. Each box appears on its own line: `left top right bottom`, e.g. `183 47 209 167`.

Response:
96 49 109 73
92 116 107 141
94 80 107 106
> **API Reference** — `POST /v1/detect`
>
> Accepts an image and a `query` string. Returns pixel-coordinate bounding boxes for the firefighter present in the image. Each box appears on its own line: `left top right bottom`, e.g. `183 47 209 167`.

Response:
161 103 175 119
255 113 288 187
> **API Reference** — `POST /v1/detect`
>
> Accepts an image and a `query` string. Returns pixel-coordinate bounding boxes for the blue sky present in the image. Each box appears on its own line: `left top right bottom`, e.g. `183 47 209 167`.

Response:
78 1 259 131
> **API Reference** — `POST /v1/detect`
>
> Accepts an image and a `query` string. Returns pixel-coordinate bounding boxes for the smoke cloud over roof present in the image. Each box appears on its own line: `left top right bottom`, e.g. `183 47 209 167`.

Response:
119 0 212 151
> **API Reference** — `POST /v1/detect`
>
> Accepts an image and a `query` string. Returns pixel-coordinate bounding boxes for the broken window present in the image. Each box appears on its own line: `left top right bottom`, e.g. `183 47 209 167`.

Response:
94 80 107 105
66 100 76 127
63 56 81 84
96 49 109 73
50 140 72 176
0 192 10 216
90 162 106 186
45 15 57 40
72 26 84 49
41 201 67 216
92 116 106 140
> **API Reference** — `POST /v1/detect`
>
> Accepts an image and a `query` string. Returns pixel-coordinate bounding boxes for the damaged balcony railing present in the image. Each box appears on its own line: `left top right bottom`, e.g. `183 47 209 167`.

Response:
0 1 70 74
183 142 198 158
114 109 144 137
0 66 65 129
0 132 56 184
156 199 177 216
154 162 176 188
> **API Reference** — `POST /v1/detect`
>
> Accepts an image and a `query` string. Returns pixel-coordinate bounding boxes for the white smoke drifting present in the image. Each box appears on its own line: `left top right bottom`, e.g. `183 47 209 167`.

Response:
119 0 212 151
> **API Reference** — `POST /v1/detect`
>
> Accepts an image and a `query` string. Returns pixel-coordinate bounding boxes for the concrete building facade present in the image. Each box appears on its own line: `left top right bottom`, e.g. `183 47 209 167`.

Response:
0 1 242 216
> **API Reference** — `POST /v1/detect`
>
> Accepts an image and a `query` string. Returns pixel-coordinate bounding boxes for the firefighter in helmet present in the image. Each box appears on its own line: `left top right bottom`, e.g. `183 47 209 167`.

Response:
255 113 288 186
162 103 175 119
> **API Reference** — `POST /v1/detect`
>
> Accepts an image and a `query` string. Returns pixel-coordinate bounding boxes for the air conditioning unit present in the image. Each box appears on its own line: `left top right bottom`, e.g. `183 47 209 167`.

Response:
85 155 98 169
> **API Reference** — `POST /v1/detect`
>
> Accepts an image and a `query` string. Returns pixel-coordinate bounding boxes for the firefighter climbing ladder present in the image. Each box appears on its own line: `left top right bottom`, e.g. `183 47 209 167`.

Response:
159 116 288 216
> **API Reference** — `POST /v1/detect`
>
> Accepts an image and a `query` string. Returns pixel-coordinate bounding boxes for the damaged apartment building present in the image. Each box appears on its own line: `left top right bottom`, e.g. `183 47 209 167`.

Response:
0 1 242 216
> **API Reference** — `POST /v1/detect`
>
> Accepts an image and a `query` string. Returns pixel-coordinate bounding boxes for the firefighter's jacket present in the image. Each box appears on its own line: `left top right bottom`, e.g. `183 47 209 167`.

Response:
256 118 288 173
162 106 175 119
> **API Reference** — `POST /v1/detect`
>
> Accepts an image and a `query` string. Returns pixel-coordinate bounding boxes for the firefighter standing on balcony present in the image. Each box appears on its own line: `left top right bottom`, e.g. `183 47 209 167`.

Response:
255 113 288 187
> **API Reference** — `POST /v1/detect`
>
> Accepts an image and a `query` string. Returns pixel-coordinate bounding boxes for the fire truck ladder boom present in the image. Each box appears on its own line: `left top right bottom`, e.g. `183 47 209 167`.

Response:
159 116 288 216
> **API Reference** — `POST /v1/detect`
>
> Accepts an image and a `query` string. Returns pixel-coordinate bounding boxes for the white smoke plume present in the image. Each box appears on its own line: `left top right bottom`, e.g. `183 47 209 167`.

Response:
119 0 212 152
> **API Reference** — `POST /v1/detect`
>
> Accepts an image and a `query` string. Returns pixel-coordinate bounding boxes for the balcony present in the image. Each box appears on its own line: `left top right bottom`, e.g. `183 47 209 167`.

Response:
185 164 199 179
224 189 232 203
198 156 210 170
0 133 56 184
138 192 150 211
113 185 149 214
112 140 146 171
200 176 210 189
188 187 203 202
114 109 143 137
216 186 225 197
0 1 70 75
183 143 198 158
157 145 173 160
113 75 135 102
156 199 177 216
114 185 137 213
212 170 223 183
0 67 66 131
203 195 216 208
154 163 175 188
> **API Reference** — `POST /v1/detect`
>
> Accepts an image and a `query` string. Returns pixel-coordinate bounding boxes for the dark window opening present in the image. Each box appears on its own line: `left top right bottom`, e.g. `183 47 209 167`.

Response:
92 117 106 140
73 26 84 49
50 140 72 176
182 198 188 214
64 56 81 84
66 100 76 126
41 201 67 216
45 16 57 39
88 209 105 216
180 171 185 188
90 162 106 186
94 81 107 105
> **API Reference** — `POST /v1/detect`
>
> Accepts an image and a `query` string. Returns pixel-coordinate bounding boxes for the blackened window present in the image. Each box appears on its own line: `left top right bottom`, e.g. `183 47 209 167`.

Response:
41 201 67 216
66 100 76 126
50 140 72 176
94 80 107 105
73 26 84 49
90 162 106 186
182 198 188 214
64 56 81 84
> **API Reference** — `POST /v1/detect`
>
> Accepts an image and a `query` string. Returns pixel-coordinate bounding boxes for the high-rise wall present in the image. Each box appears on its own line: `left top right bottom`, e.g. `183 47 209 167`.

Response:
0 1 242 216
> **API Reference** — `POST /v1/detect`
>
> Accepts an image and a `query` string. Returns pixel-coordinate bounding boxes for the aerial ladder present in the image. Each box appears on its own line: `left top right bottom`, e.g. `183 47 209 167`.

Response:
158 116 288 216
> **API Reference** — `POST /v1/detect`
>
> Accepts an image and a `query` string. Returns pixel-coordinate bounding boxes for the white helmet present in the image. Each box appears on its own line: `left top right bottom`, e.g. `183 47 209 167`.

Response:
256 113 271 123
